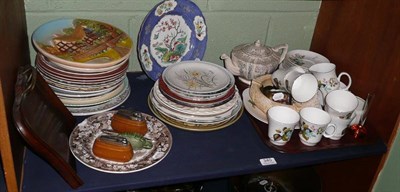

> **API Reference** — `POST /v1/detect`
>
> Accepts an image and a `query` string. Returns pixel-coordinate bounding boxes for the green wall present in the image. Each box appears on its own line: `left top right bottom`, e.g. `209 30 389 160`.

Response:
25 0 321 72
373 123 400 192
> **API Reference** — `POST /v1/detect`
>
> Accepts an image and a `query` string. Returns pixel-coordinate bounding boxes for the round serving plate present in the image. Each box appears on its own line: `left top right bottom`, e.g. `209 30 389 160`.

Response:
50 78 122 97
60 78 128 107
149 94 241 124
157 79 235 106
36 62 127 85
153 81 240 115
149 96 243 131
44 54 127 73
281 50 330 71
137 0 207 81
158 78 235 102
162 60 234 95
150 90 241 118
40 68 126 87
36 54 129 80
67 84 130 116
32 18 133 68
69 111 172 173
46 75 125 93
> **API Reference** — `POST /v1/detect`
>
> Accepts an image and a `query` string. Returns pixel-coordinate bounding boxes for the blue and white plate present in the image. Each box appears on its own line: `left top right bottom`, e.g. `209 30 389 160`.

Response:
138 0 207 81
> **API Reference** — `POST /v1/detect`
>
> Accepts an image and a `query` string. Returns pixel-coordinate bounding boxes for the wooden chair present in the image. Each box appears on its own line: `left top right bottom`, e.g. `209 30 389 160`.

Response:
12 65 83 189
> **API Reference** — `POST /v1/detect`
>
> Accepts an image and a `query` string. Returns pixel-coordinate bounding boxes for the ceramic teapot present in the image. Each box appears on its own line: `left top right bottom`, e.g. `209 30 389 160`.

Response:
221 40 288 84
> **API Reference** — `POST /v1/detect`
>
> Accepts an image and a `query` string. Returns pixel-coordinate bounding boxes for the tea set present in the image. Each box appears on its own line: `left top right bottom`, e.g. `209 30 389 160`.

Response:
221 40 366 146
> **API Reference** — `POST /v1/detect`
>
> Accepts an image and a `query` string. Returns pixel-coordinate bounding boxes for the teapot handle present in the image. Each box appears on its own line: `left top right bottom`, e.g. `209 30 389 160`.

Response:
272 43 288 63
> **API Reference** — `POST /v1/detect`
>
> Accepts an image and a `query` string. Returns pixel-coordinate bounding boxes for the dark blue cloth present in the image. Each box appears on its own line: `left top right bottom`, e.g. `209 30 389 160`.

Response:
20 72 386 192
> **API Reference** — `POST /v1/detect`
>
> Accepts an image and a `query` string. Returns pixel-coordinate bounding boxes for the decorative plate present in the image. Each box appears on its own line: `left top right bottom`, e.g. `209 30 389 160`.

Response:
36 54 129 80
43 74 125 92
242 88 268 124
69 111 172 173
32 18 133 68
138 0 207 81
153 81 240 116
60 78 128 107
150 90 242 124
282 50 330 71
149 96 244 132
162 61 234 95
67 84 130 116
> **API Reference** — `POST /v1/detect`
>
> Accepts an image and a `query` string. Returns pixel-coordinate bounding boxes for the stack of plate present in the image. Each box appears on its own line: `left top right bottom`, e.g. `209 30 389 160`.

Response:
31 18 133 116
148 61 243 131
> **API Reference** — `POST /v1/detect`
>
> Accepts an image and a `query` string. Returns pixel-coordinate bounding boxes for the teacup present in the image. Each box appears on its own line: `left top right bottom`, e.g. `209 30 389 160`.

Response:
324 113 356 140
267 106 300 146
271 66 305 88
299 107 335 146
309 63 352 97
272 66 318 103
284 72 318 103
325 90 358 119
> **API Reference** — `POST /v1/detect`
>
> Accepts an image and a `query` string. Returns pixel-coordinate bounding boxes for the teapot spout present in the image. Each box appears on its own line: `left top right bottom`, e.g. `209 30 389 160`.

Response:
220 53 240 76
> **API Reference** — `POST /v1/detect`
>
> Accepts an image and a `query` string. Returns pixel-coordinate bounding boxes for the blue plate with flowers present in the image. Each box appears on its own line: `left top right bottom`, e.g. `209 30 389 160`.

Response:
137 0 208 81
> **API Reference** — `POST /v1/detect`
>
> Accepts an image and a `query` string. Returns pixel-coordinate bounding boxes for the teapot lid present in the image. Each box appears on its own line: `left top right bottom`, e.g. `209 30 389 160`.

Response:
232 40 276 64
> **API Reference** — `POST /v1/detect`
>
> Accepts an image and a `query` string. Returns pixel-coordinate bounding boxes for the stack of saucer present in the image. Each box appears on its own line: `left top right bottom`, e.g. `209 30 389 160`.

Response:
31 18 133 116
148 61 243 131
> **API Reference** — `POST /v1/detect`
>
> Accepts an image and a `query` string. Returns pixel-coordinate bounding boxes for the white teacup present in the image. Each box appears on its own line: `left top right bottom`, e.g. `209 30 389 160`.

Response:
284 72 318 103
272 66 305 88
267 106 300 146
299 107 335 146
325 90 358 119
324 113 356 140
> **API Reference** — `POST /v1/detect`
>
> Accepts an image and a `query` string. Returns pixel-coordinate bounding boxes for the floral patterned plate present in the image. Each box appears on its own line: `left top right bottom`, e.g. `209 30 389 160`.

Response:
162 61 234 95
69 111 172 173
32 18 133 68
281 50 330 71
138 0 207 81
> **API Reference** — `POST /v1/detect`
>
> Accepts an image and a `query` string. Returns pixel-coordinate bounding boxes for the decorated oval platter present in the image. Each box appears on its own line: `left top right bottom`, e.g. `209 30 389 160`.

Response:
32 18 133 68
138 0 208 81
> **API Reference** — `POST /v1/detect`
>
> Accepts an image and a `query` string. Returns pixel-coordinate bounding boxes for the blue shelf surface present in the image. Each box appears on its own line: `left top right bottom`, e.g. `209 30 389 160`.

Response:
20 72 386 192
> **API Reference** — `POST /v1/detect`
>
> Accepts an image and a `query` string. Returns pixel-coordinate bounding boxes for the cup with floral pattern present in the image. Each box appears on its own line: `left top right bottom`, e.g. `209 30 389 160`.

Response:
267 106 300 146
299 107 335 146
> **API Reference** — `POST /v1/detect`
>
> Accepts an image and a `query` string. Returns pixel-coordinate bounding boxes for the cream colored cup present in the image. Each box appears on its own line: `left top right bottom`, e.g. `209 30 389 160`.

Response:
325 90 358 119
299 107 335 146
284 72 318 103
267 106 300 146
